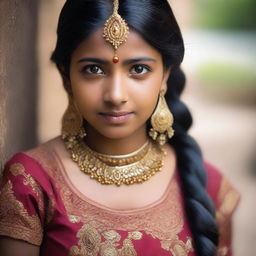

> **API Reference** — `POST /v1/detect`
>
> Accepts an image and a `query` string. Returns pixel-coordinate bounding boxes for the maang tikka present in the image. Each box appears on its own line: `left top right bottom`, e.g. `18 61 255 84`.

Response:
103 0 129 63
149 91 174 146
61 96 86 143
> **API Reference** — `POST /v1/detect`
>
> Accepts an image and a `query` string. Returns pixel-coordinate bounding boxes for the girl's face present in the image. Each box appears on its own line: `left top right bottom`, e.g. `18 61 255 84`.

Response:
69 28 170 141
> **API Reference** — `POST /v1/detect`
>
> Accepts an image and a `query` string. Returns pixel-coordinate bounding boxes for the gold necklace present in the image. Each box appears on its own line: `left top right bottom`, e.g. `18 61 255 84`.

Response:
63 137 165 186
94 140 149 166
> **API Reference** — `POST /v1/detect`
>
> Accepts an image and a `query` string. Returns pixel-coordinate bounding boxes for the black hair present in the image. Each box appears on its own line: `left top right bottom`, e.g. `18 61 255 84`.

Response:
51 1 219 255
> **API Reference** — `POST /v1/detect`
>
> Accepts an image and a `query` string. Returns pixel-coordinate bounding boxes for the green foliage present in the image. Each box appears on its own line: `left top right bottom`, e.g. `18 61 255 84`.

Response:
197 62 256 89
195 0 256 29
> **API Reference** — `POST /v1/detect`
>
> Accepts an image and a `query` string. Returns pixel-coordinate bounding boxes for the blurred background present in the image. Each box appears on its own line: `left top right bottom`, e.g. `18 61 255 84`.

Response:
0 0 255 255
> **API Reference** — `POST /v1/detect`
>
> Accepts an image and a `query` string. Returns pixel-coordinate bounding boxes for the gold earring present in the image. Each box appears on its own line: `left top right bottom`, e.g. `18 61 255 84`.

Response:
149 91 174 146
61 97 86 141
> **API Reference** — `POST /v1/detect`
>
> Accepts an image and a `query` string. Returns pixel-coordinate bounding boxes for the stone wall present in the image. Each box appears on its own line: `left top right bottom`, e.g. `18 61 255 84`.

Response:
0 0 38 171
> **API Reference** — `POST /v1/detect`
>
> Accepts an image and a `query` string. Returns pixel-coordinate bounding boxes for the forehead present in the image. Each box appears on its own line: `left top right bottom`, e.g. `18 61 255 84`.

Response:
71 28 162 61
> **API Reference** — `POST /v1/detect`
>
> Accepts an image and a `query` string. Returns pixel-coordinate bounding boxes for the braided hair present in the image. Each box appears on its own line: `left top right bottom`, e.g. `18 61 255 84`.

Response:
51 0 219 254
167 67 219 255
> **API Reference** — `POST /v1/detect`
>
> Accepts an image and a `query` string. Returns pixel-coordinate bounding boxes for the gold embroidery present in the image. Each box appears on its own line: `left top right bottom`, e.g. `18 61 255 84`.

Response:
70 224 142 256
59 180 183 241
9 162 25 176
9 162 44 213
27 144 183 241
70 224 101 256
69 215 81 224
0 180 43 245
103 230 121 242
118 239 137 256
161 236 193 256
217 246 228 256
46 197 56 224
26 143 190 254
216 178 240 224
216 177 240 255
128 231 143 240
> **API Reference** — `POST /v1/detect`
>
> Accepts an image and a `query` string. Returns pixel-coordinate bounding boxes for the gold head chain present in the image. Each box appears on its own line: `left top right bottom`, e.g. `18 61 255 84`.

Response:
103 0 129 63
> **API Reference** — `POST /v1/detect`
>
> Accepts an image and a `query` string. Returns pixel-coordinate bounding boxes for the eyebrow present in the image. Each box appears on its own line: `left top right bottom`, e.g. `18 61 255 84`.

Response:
123 57 156 65
77 57 156 65
78 57 107 65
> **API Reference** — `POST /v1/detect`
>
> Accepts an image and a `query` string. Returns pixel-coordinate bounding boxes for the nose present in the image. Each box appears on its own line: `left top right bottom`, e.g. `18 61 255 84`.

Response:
103 73 128 106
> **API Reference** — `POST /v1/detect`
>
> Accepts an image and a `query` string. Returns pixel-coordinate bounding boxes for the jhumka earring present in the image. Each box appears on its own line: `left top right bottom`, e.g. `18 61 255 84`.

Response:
103 0 129 63
149 91 174 146
61 97 86 143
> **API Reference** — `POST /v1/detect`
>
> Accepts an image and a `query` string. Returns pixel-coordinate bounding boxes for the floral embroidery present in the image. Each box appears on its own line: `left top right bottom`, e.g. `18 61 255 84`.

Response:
27 145 199 255
69 224 142 256
0 180 43 245
28 146 184 242
59 179 183 242
9 162 25 176
9 162 44 213
161 236 193 256
70 224 101 256
28 146 190 255
69 215 82 224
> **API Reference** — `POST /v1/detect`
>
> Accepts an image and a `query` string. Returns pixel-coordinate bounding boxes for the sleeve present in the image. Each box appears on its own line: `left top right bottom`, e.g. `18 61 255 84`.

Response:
0 155 45 246
205 163 240 256
216 177 241 256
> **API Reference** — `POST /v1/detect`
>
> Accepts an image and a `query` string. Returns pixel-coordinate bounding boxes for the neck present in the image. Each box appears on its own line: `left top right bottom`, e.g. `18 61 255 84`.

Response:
83 127 148 155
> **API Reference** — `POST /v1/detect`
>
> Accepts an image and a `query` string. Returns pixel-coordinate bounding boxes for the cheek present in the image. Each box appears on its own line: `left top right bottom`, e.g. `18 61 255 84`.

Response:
74 89 100 114
134 85 160 117
137 77 162 109
71 86 98 118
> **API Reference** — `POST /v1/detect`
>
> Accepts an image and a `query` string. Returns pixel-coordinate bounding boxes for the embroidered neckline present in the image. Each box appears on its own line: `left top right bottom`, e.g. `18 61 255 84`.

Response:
21 142 185 241
53 149 177 214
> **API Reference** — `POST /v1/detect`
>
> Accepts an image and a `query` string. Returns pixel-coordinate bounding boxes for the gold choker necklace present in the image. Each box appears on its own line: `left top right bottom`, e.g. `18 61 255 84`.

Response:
94 140 149 166
63 137 165 186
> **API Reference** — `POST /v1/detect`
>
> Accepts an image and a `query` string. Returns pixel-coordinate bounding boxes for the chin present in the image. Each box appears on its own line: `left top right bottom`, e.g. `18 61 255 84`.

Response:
96 125 143 141
99 130 133 140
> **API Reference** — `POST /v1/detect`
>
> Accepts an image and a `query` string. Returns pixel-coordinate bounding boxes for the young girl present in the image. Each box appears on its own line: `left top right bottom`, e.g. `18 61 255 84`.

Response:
0 1 240 255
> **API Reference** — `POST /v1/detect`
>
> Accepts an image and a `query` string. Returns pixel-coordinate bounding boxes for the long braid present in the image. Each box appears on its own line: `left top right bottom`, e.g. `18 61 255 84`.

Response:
167 67 219 255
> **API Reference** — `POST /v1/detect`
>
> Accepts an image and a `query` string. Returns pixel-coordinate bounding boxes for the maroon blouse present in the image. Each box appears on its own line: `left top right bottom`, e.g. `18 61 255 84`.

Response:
0 142 240 256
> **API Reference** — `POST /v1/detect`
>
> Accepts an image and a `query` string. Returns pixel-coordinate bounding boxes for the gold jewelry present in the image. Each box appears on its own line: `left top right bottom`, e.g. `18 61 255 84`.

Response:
103 0 129 63
149 91 174 146
95 140 150 166
61 97 86 140
62 137 165 186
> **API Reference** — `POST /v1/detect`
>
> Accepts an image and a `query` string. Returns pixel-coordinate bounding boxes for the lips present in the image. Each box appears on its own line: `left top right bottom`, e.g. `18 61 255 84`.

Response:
99 111 133 124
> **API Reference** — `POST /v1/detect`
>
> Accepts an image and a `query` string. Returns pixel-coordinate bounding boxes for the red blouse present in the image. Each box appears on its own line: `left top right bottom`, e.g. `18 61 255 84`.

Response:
0 142 240 256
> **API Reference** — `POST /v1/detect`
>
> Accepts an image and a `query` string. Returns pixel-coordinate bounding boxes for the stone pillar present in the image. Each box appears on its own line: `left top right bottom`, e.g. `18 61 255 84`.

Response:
0 0 38 171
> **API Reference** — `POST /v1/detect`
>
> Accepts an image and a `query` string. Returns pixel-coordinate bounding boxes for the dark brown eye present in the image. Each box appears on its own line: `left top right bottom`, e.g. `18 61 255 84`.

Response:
130 64 150 75
82 65 104 74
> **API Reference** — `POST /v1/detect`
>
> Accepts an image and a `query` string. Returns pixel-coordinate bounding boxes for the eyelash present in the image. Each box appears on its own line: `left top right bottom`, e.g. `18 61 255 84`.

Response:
130 65 152 75
81 65 104 75
81 64 152 76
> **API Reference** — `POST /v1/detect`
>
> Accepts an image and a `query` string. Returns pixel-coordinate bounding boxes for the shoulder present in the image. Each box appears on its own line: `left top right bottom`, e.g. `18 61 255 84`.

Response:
0 138 61 246
204 162 240 219
2 137 62 191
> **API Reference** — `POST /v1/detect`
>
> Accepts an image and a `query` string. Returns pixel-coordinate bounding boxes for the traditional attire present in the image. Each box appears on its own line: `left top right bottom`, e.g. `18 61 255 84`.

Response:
0 140 240 256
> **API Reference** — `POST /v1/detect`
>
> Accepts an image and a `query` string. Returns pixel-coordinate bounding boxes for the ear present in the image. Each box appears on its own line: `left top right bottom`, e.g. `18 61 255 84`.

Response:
160 67 171 92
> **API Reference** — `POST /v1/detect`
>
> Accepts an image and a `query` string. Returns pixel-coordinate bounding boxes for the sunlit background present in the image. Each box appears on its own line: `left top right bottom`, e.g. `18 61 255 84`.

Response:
32 0 256 255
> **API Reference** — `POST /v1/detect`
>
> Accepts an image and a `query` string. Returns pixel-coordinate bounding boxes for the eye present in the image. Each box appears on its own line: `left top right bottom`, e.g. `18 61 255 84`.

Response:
130 64 151 75
81 65 104 75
